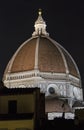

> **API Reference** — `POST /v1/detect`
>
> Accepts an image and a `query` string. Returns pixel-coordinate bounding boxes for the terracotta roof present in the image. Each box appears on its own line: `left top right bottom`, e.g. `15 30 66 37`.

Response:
11 38 36 73
61 48 79 78
45 98 71 112
38 37 65 73
3 35 80 79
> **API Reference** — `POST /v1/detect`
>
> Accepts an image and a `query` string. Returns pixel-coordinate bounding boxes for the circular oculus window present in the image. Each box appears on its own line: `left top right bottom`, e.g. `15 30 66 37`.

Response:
49 87 55 94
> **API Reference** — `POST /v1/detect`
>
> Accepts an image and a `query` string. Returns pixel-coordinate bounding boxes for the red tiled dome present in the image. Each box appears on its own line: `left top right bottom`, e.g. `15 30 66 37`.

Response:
3 35 79 79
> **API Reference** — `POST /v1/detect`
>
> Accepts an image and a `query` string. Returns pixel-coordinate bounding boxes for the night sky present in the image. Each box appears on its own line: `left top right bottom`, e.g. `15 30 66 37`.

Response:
0 0 84 88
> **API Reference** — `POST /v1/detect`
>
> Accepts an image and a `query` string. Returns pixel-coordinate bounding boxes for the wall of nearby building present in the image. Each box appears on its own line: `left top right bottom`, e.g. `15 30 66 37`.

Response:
75 109 84 122
0 88 45 130
0 94 35 114
0 119 34 130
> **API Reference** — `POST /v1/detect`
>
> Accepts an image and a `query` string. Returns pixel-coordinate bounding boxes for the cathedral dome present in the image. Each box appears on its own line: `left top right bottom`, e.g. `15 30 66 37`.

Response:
3 10 83 116
3 35 80 79
3 10 81 87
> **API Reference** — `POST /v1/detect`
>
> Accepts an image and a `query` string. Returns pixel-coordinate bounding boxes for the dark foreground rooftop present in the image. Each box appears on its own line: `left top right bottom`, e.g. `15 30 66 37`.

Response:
44 118 84 130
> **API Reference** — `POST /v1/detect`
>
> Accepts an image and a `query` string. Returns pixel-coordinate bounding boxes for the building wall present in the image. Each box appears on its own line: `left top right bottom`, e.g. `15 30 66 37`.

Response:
0 94 35 114
0 119 34 130
0 88 45 130
75 109 84 121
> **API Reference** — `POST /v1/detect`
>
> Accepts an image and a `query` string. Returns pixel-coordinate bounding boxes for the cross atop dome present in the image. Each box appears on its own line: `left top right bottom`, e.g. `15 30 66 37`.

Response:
32 9 49 36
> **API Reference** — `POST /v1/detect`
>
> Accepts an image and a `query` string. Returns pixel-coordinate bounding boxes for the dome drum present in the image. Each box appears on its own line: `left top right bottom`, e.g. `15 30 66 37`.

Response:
3 70 83 102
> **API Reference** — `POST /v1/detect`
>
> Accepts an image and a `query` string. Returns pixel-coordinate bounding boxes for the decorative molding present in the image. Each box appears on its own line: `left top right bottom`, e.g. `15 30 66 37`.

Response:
34 37 39 70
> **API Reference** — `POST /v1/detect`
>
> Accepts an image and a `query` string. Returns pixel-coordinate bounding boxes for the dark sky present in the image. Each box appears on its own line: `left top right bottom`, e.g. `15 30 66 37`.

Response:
0 0 84 87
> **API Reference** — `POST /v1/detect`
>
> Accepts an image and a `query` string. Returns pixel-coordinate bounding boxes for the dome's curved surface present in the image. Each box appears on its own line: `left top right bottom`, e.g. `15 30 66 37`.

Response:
3 35 79 78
